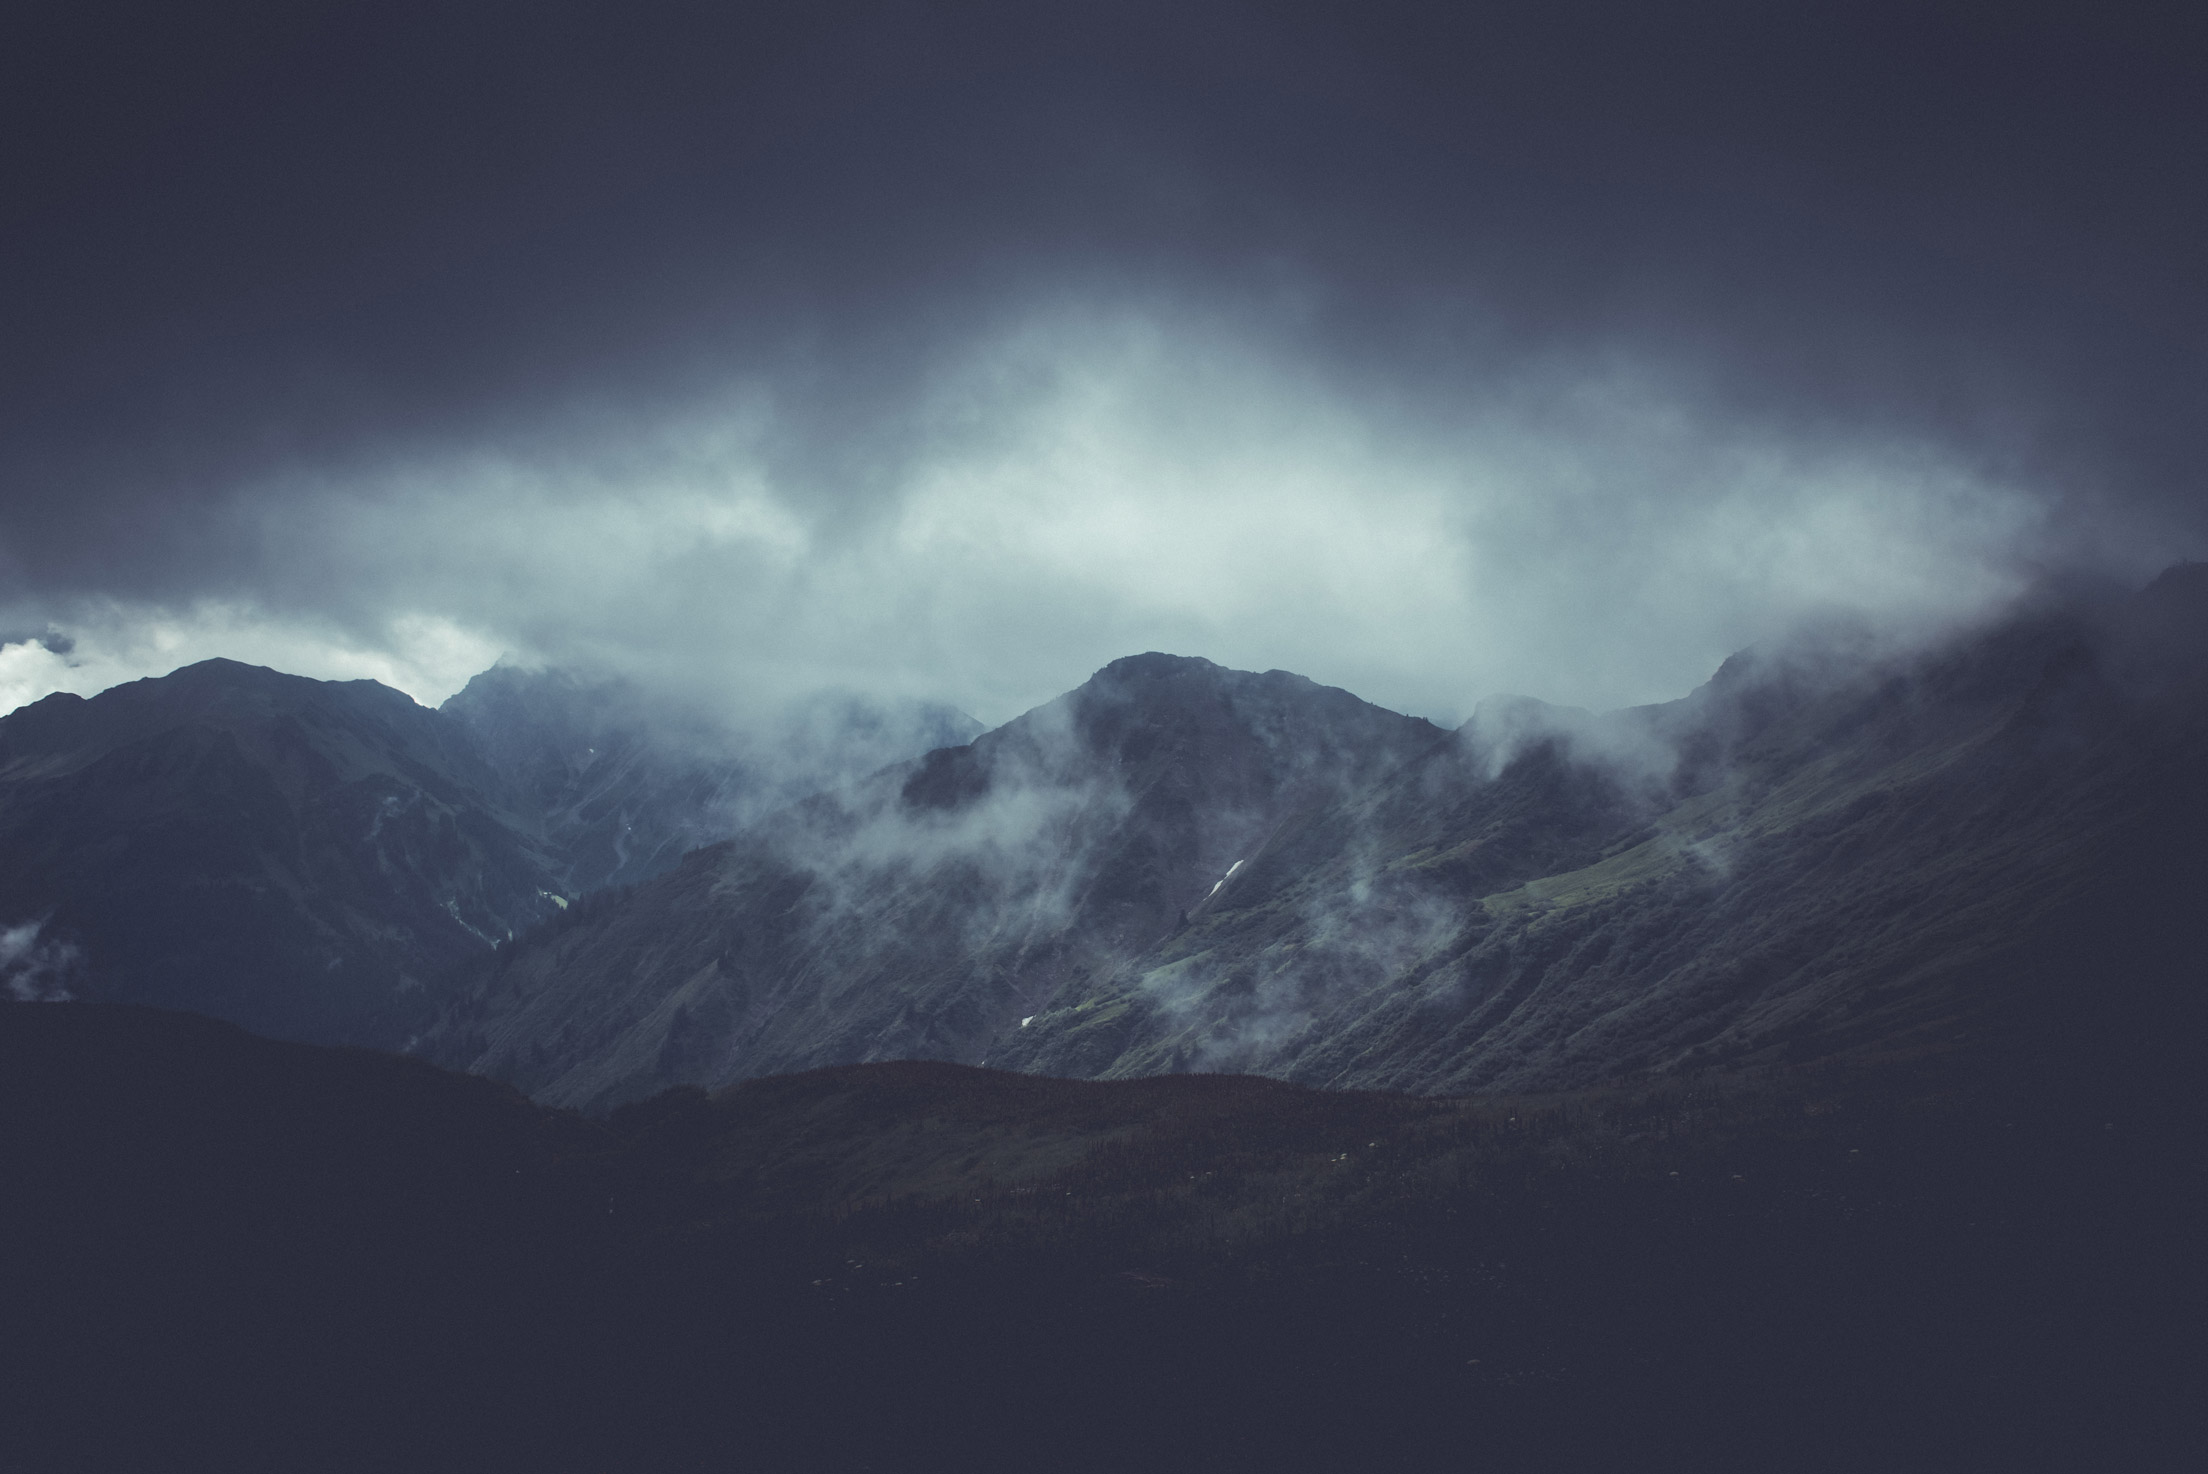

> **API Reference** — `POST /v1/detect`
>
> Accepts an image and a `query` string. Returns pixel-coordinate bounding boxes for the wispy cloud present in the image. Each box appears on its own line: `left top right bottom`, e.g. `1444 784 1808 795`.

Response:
1 919 80 1003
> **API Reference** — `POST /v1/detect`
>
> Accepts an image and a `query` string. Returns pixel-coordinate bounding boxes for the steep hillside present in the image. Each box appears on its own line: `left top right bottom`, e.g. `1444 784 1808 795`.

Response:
1003 570 2208 1088
0 658 981 1050
433 656 1447 1109
0 660 565 1044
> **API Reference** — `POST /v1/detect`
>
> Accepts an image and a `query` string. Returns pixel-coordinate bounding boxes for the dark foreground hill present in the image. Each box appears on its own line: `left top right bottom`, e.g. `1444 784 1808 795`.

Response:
4 993 2198 1473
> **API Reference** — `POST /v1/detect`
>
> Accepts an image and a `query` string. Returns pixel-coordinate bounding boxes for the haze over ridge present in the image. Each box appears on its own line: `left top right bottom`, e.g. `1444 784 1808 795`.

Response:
5 3 2202 724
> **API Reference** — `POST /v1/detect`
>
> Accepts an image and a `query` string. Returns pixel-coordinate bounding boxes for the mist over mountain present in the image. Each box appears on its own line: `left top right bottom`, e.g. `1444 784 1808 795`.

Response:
1007 568 2208 1089
0 658 977 1047
442 665 979 892
7 10 2204 1468
5 573 2201 1473
434 655 1444 1109
433 569 2208 1112
7 4 2202 732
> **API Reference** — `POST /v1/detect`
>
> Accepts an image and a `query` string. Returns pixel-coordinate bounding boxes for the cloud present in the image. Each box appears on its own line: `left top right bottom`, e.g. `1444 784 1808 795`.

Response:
1 919 80 1003
0 302 2111 723
0 602 501 713
2 3 2200 721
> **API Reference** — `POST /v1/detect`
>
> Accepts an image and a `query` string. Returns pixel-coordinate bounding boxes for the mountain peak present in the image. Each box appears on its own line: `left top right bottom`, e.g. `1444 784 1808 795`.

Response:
1091 652 1221 684
150 657 421 711
160 656 304 688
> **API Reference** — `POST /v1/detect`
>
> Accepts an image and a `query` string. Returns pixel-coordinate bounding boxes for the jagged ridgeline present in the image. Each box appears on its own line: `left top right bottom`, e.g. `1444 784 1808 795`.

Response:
0 660 978 1047
436 568 2208 1112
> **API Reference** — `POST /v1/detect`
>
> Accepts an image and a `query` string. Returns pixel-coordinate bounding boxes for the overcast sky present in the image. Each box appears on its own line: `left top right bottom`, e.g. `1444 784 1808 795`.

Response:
3 1 2202 725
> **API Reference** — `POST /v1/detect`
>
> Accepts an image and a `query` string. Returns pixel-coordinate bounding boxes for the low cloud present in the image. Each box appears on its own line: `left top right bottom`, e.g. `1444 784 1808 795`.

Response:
5 6 2200 725
1 919 80 1003
4 304 2109 726
0 603 500 715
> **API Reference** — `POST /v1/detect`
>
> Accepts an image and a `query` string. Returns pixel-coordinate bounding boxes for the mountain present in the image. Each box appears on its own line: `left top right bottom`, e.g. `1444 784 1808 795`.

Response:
15 572 2200 1094
430 655 1448 1109
1000 568 2208 1088
10 596 2202 1468
0 658 979 1049
0 659 565 1045
440 665 981 893
441 570 2208 1110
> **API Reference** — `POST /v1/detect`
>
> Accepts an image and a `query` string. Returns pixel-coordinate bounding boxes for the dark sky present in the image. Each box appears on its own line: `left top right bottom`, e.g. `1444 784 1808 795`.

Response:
4 1 2203 721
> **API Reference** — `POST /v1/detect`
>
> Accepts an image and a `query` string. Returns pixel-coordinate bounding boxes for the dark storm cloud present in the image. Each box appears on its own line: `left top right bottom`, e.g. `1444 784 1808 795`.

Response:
3 2 2202 717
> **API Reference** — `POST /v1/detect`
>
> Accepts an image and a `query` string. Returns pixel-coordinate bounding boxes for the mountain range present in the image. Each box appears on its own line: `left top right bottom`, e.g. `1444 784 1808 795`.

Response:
0 660 975 1046
434 656 1447 1106
430 565 2208 1111
6 570 2202 1112
6 571 2203 1470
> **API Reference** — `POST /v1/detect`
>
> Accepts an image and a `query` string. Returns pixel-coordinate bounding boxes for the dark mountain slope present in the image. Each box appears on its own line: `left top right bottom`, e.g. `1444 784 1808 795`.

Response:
0 659 565 1044
0 658 981 1050
434 655 1447 1110
441 666 981 893
1002 570 2208 1090
0 1001 622 1473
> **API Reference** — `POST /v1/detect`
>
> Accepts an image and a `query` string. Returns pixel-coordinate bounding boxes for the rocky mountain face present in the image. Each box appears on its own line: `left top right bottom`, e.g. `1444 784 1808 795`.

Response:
0 660 563 1045
431 656 1448 1109
438 569 2208 1111
10 592 2200 1472
1002 568 2208 1090
0 659 977 1048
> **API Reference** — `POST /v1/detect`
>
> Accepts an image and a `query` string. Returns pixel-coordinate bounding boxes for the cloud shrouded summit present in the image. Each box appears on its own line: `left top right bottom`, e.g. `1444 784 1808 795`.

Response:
4 2 2202 722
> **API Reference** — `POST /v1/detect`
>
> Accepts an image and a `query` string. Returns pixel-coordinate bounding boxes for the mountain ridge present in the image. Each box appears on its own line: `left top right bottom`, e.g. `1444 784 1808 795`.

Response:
0 658 565 1042
1005 574 2208 1089
0 657 979 1047
436 571 2208 1110
431 652 1450 1108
